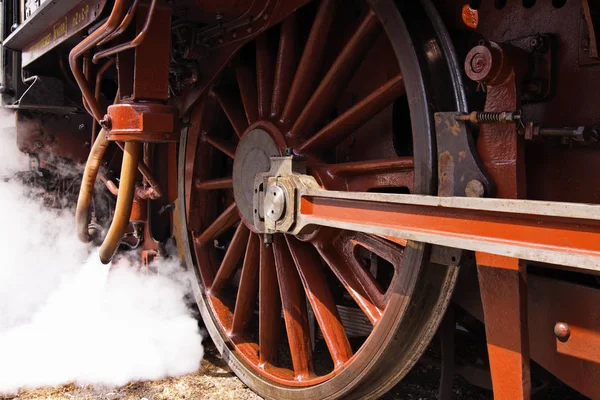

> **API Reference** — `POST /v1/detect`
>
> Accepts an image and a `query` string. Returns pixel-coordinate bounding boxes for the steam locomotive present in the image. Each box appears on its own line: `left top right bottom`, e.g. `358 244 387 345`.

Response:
2 0 600 398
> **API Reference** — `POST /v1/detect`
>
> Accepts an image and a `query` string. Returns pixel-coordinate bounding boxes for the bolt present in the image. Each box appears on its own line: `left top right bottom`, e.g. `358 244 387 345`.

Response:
465 180 485 198
99 115 112 130
529 35 546 52
554 322 570 342
263 233 273 247
79 123 86 130
465 45 495 83
470 53 487 73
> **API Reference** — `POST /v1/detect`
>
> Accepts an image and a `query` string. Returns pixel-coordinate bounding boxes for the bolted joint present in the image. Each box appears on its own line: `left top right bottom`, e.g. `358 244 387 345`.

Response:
99 115 112 131
465 44 501 83
253 155 320 235
464 41 526 87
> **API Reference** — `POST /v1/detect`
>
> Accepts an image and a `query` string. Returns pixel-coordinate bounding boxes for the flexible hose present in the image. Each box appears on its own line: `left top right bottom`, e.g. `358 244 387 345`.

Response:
99 142 141 264
75 129 110 242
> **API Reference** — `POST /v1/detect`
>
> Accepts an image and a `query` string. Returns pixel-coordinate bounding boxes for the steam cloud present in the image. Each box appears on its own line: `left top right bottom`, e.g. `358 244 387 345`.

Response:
0 112 204 394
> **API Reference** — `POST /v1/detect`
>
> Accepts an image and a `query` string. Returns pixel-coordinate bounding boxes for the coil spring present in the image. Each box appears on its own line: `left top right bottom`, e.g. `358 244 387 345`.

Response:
475 111 519 123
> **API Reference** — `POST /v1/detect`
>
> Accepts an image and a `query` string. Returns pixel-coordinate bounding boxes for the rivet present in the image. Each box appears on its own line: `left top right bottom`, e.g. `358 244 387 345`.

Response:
554 322 570 342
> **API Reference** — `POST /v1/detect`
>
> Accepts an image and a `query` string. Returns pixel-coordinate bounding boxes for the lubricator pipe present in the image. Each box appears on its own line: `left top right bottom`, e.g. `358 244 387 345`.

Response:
93 0 158 63
115 141 163 198
69 0 131 121
91 58 116 144
97 0 142 46
99 142 141 264
75 129 110 243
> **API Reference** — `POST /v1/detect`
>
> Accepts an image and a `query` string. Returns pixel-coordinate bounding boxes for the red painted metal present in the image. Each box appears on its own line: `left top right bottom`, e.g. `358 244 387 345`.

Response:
476 253 531 400
289 9 381 138
106 102 179 142
454 272 600 400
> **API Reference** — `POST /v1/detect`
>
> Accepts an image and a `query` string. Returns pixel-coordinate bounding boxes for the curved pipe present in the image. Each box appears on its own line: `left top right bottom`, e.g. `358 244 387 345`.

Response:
76 129 110 243
116 142 163 198
99 142 141 264
91 58 116 143
92 0 158 63
97 0 142 46
69 0 131 121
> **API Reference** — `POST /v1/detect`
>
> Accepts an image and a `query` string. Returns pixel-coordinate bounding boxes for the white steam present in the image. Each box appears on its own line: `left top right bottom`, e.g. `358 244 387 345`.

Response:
0 112 204 394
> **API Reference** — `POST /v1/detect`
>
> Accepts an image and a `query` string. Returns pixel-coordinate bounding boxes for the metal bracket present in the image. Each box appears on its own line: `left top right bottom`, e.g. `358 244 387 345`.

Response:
435 112 495 198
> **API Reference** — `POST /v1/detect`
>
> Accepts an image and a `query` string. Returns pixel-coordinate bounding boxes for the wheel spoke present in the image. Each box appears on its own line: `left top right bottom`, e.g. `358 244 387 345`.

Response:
231 233 261 335
259 240 281 366
202 134 236 159
313 231 384 325
256 33 274 119
212 87 249 138
273 235 314 379
286 235 353 367
290 9 381 138
280 0 336 126
195 176 233 190
271 16 298 119
194 203 240 247
311 157 414 192
236 65 259 124
211 223 251 293
299 74 405 152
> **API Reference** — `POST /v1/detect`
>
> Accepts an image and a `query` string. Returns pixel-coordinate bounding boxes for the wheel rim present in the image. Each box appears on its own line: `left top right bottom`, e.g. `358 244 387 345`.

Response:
179 0 463 397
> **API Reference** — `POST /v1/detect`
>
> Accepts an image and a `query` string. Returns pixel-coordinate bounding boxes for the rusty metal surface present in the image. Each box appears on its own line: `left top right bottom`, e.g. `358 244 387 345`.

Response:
16 110 91 164
465 41 527 200
435 112 493 197
131 4 172 101
447 0 600 127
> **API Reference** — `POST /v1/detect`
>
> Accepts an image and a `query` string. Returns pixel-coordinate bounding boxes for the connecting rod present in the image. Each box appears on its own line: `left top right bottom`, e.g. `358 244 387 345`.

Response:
254 156 600 273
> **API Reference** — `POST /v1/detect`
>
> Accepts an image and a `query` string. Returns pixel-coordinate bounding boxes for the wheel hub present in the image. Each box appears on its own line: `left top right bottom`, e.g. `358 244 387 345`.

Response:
233 128 280 228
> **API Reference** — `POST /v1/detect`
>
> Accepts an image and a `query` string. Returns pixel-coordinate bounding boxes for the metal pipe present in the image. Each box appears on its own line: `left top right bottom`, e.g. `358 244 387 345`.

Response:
69 0 131 121
92 0 158 63
97 0 142 46
75 129 110 243
116 141 163 198
99 142 141 264
91 58 116 143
